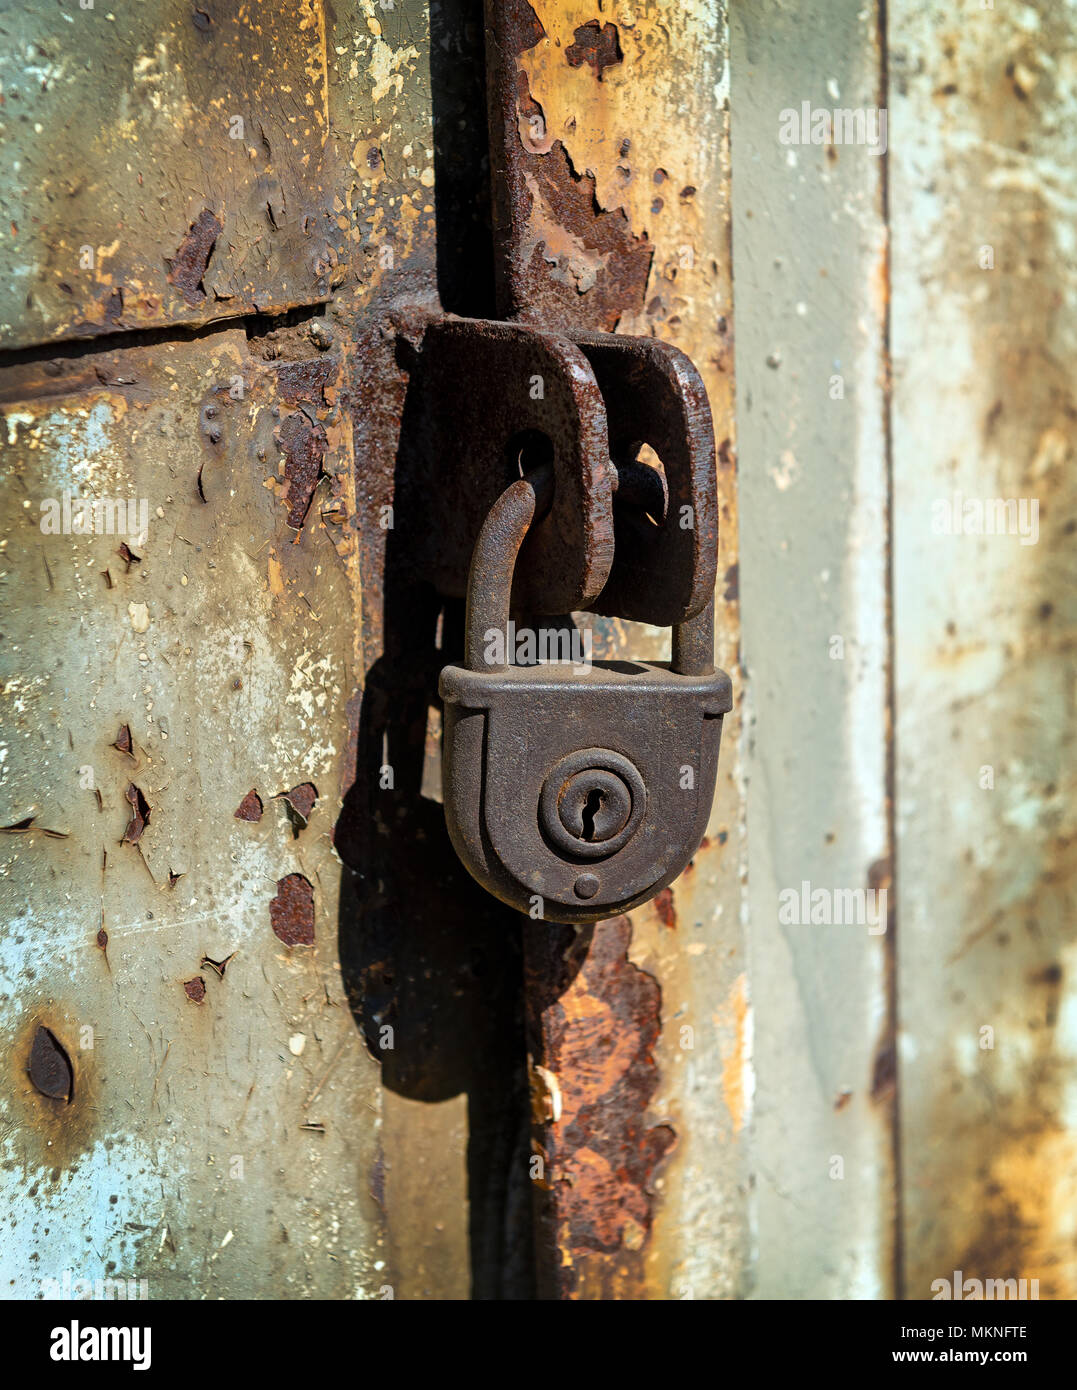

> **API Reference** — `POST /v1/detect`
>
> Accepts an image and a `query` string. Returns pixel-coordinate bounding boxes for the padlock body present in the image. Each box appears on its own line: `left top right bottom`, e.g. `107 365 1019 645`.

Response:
438 658 732 924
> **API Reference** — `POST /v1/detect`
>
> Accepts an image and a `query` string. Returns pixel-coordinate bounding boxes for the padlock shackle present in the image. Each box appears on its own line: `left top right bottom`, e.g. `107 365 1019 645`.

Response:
465 463 715 677
465 464 555 672
671 601 714 677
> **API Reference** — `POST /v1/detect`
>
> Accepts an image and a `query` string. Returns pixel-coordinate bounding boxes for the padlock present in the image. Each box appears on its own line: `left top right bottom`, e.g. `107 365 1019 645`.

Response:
439 465 732 924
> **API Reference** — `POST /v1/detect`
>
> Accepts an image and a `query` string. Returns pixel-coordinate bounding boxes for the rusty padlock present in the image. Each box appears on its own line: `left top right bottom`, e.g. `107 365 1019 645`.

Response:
439 465 732 924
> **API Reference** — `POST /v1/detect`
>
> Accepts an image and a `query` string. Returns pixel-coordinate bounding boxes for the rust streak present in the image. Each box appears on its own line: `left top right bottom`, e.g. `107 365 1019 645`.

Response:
485 0 651 330
166 209 222 307
524 918 674 1298
276 411 328 531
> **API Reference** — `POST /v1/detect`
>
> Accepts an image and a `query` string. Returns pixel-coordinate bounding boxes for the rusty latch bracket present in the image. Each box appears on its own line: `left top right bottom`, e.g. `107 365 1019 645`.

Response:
389 311 717 624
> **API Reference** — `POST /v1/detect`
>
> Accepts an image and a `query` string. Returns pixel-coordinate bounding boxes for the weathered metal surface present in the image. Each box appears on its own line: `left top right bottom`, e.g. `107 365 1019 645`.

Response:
0 328 387 1297
490 0 743 1297
730 0 895 1297
0 0 354 350
483 0 653 330
439 466 730 922
890 0 1077 1300
1 0 741 1302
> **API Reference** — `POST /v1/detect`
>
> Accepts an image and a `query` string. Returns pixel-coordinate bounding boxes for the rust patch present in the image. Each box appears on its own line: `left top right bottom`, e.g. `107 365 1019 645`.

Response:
279 782 317 821
524 918 675 1298
486 0 651 330
28 1026 73 1103
103 287 124 324
871 1043 897 1104
270 873 315 946
518 139 652 331
166 209 222 307
121 783 151 844
276 411 327 530
506 0 546 52
867 855 898 1105
653 887 677 930
565 20 622 80
234 788 264 822
8 1016 100 1172
277 782 318 836
183 976 206 1004
272 356 338 408
948 1123 1077 1301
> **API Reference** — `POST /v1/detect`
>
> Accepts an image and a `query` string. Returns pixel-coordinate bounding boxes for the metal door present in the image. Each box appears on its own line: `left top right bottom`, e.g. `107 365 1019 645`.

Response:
2 0 1073 1305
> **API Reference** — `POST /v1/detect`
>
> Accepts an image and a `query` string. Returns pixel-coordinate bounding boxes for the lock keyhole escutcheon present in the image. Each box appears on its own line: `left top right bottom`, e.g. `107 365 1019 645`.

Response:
540 748 646 862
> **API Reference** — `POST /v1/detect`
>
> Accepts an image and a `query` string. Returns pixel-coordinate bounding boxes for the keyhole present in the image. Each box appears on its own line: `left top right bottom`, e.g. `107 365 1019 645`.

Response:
581 788 605 841
545 756 642 859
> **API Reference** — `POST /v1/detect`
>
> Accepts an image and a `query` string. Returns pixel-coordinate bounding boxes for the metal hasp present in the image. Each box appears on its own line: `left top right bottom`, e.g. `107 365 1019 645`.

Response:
396 314 718 623
424 0 732 926
439 466 732 925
